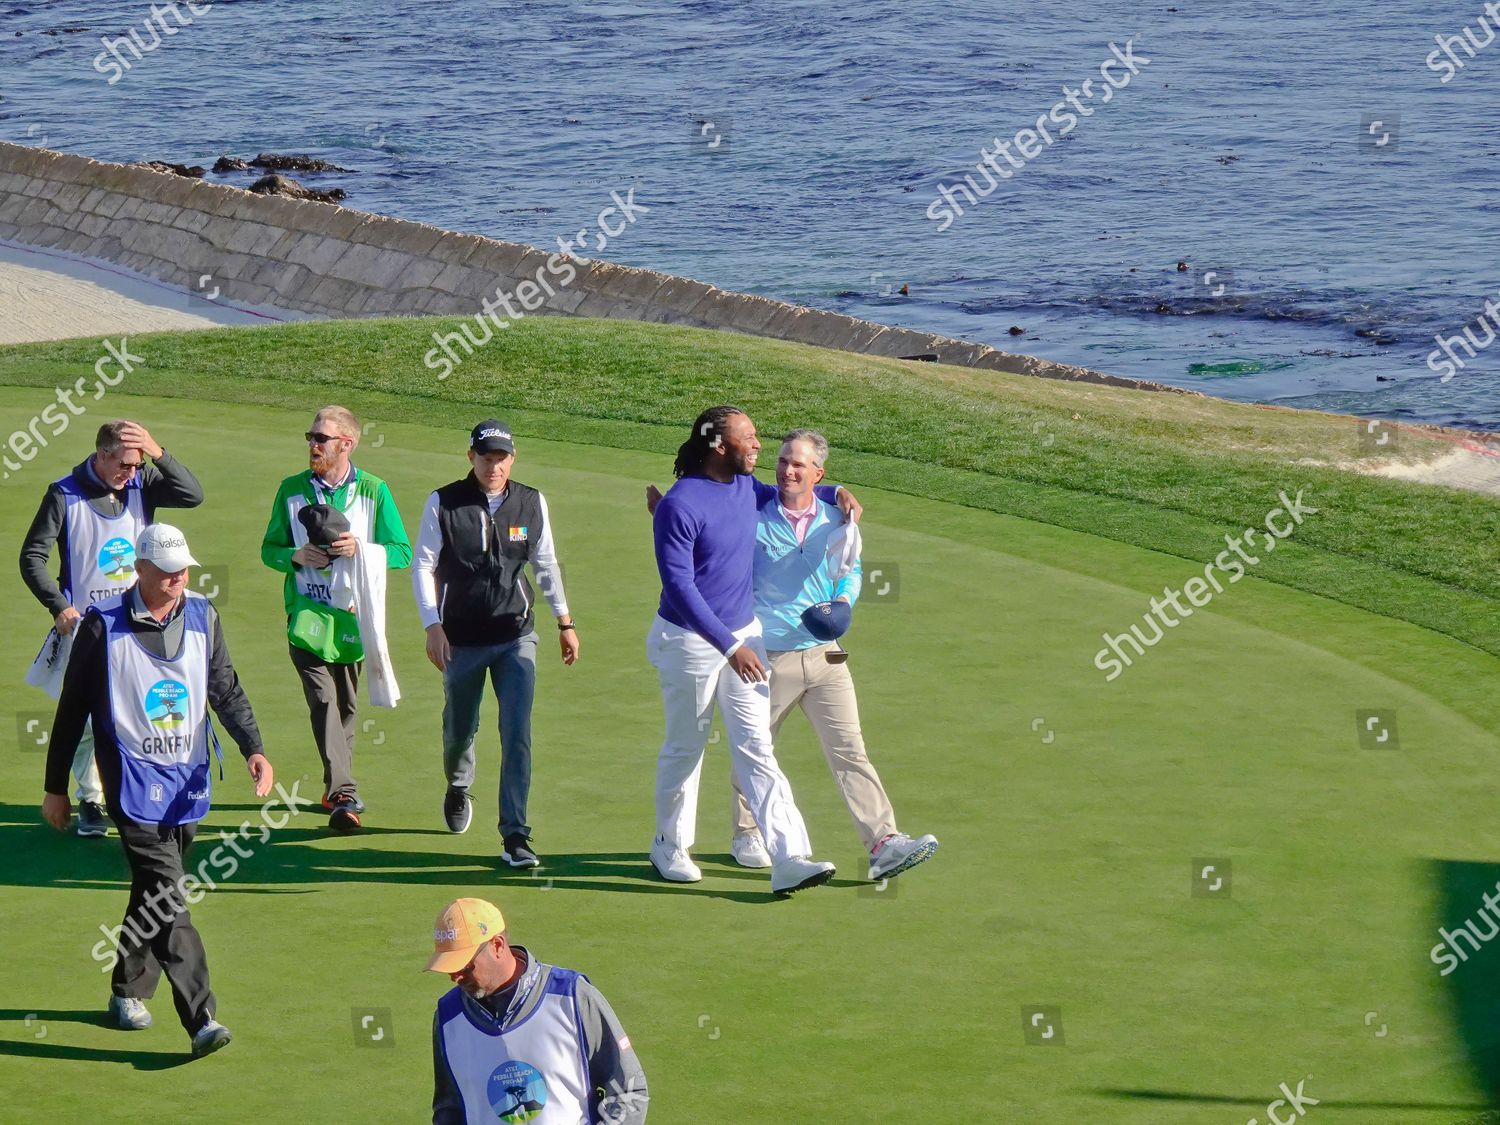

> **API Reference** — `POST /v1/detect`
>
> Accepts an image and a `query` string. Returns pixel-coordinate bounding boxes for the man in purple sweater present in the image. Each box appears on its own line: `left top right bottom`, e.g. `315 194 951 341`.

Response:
648 405 859 896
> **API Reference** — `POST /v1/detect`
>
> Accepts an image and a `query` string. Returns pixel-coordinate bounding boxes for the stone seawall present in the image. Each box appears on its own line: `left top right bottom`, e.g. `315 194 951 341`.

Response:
0 142 1190 394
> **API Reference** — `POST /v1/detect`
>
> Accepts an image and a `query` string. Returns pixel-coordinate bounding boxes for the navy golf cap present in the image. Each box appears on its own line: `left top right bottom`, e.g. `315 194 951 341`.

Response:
801 600 852 642
471 419 515 454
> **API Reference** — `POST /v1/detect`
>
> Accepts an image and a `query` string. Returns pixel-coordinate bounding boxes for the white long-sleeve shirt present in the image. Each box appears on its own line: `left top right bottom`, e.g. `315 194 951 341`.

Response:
412 488 569 629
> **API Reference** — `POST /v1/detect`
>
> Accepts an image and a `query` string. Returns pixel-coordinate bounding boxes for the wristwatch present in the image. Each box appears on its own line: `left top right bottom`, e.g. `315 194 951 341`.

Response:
559 621 577 631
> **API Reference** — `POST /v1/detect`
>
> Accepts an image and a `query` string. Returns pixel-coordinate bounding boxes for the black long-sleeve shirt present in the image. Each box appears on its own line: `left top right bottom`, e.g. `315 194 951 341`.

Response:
20 451 205 618
44 588 264 807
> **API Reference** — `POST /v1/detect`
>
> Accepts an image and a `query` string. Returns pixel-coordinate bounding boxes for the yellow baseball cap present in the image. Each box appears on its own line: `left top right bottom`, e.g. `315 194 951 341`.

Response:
425 898 506 973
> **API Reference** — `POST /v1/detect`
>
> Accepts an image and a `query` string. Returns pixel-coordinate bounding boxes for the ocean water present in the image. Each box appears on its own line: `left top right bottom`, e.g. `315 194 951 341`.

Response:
3 0 1500 428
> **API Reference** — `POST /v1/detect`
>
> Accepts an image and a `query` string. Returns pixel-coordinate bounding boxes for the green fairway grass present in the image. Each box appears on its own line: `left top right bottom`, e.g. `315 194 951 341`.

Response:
1 320 1498 1123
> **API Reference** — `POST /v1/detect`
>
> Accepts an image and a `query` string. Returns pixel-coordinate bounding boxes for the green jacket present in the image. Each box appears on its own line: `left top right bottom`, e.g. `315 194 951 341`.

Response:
261 468 411 663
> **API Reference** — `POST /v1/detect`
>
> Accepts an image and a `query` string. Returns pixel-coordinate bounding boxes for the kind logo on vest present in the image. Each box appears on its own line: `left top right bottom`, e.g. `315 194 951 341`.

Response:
488 1060 548 1123
507 526 528 543
98 536 137 583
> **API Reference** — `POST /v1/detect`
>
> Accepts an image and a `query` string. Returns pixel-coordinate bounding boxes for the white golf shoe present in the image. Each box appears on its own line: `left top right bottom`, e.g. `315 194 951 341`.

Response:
868 832 939 881
107 995 151 1030
771 855 836 896
729 831 772 868
650 837 702 883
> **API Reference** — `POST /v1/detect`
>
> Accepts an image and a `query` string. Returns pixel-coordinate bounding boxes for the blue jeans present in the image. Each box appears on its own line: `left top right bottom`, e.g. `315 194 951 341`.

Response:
442 632 538 838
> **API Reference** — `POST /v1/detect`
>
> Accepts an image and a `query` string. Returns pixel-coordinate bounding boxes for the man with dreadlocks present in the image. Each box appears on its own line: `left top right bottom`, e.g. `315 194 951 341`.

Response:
646 405 860 896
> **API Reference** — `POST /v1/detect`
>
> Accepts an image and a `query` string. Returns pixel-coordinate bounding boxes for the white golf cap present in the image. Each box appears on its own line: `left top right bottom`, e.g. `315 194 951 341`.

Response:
136 523 199 572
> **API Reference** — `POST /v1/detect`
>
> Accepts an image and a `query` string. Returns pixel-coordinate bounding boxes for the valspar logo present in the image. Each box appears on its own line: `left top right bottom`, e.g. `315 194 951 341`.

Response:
435 927 459 942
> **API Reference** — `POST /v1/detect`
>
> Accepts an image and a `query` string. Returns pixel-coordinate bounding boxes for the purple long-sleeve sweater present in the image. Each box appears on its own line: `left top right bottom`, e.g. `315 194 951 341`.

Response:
654 474 839 654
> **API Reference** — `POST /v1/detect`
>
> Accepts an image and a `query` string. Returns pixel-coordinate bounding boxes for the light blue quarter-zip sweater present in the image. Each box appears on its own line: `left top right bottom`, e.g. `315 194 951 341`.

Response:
754 493 862 651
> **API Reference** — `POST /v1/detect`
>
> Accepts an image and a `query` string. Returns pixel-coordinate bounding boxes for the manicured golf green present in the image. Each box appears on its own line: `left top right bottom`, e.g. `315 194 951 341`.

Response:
1 320 1498 1123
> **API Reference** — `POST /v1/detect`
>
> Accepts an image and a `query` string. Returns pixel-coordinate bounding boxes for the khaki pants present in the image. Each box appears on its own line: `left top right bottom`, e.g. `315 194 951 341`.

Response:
732 643 896 853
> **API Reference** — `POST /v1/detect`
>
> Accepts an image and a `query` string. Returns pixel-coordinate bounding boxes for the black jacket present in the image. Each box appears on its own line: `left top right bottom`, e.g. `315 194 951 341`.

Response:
20 451 204 618
434 475 545 646
44 590 264 813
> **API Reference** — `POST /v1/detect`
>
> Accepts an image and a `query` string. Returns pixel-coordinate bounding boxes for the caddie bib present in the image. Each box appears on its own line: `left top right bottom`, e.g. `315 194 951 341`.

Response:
57 474 146 607
284 472 375 662
98 592 212 826
286 471 377 606
436 969 591 1125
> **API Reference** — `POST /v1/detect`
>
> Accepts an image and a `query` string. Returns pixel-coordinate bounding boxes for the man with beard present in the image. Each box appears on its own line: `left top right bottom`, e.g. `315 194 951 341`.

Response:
647 405 858 896
261 405 410 832
427 897 647 1124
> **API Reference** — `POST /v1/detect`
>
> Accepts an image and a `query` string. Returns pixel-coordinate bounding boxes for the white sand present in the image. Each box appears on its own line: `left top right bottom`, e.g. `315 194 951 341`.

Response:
1358 445 1500 496
4 236 1499 500
0 239 305 344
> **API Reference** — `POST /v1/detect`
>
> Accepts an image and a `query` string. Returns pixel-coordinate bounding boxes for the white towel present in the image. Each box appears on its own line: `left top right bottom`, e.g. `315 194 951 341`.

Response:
826 521 862 583
26 627 73 700
333 542 400 708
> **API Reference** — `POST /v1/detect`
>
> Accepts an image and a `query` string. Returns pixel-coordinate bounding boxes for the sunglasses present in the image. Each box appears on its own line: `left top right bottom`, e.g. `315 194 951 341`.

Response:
114 460 144 472
305 431 343 445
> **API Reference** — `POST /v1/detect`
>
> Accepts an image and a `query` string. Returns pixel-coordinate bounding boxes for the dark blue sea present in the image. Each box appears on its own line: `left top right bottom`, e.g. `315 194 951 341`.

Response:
4 0 1500 428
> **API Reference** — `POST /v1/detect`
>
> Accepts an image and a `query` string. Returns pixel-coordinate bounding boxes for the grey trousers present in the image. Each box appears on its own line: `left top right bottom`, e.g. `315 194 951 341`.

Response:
113 816 214 1033
289 643 362 801
442 632 538 838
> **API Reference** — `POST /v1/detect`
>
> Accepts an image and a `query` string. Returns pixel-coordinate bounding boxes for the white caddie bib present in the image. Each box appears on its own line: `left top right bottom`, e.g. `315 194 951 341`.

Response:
58 475 146 608
437 970 591 1125
286 473 377 608
100 592 213 826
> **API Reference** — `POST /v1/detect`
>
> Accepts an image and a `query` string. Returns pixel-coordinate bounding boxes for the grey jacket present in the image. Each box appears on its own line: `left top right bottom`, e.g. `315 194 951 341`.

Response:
432 946 648 1124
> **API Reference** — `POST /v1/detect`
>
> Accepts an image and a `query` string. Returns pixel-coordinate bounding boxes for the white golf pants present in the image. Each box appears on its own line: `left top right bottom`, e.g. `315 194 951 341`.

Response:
648 616 812 863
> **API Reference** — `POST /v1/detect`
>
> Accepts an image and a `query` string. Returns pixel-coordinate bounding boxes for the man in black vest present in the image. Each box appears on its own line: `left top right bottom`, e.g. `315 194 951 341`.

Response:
412 420 578 867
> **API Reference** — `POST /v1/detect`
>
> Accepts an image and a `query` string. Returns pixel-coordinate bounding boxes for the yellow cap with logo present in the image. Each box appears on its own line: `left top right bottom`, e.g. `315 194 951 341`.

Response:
425 898 505 973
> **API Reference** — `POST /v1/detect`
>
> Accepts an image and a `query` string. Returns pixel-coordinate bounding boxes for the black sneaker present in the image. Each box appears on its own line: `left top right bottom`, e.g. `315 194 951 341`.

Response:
443 787 472 834
502 833 539 868
77 801 109 838
328 799 363 834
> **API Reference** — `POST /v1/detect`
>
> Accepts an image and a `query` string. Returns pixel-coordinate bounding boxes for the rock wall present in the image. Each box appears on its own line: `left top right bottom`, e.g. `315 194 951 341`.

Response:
0 142 1188 393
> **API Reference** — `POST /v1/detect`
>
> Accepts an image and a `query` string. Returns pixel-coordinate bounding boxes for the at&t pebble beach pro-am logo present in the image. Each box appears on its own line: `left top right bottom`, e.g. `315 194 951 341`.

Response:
488 1060 548 1122
145 680 190 729
98 537 136 583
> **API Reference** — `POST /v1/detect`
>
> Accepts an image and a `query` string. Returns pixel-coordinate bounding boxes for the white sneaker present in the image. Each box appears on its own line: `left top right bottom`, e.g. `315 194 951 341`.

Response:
771 855 836 896
729 831 772 868
191 1018 232 1058
649 837 702 883
107 994 151 1030
868 832 939 881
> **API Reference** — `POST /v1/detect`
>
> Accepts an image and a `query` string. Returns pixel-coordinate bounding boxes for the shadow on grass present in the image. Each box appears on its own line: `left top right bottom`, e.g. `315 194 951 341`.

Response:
0 1038 194 1070
0 1006 105 1027
0 807 787 903
1432 859 1500 1106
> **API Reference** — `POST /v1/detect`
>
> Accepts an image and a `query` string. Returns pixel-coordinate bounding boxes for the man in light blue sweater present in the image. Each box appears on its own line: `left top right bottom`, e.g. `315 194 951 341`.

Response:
727 429 938 882
647 406 859 896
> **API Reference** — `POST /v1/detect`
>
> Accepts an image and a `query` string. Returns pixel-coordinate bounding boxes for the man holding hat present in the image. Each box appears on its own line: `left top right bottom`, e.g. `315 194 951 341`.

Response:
650 429 937 881
20 419 205 837
41 523 273 1057
731 429 937 881
412 420 576 867
261 405 410 833
426 897 648 1124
